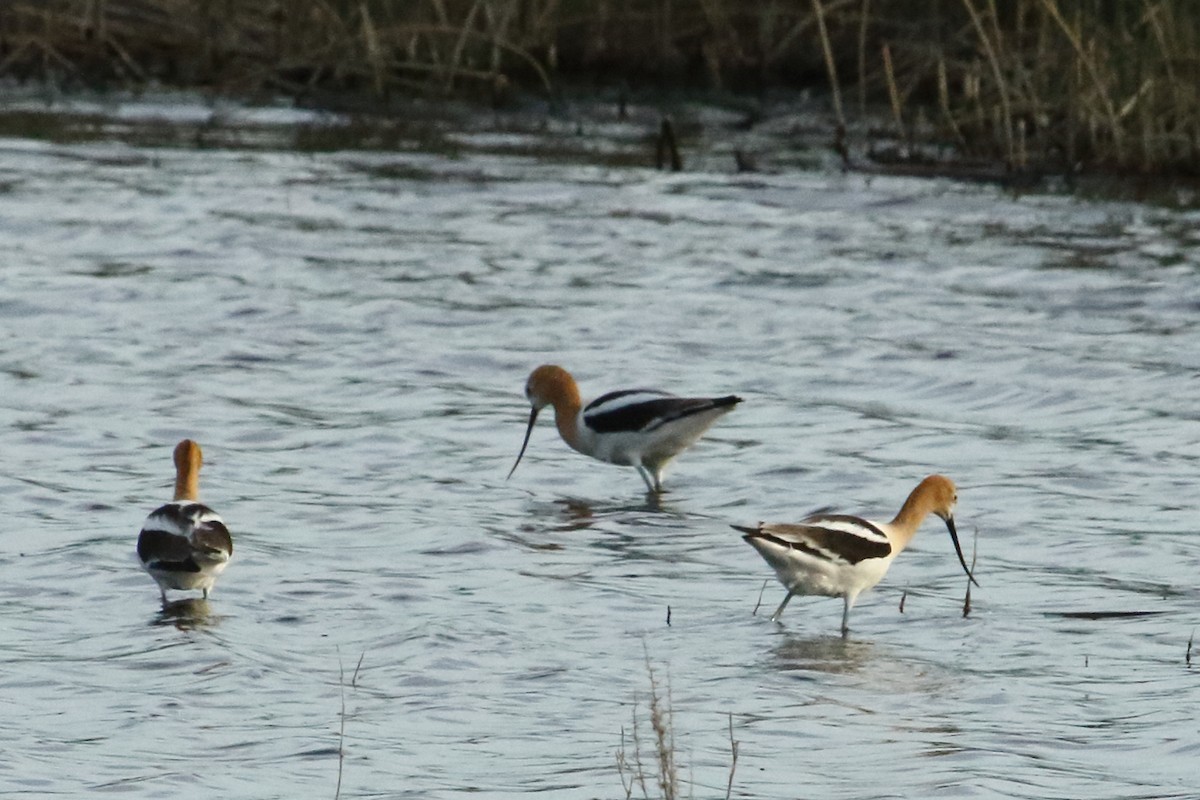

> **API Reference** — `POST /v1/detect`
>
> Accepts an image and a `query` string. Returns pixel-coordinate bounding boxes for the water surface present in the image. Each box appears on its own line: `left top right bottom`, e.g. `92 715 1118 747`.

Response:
1 94 1198 799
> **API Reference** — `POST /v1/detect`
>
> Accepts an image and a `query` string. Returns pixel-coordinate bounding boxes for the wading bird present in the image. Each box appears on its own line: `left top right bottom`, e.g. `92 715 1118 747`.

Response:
736 474 978 634
509 364 742 493
137 439 233 603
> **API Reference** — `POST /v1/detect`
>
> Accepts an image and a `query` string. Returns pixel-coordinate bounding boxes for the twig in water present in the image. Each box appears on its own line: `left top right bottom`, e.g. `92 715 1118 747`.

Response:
666 605 671 627
1187 629 1194 668
733 150 758 173
752 579 768 616
656 117 683 171
724 713 739 800
336 655 347 800
334 650 366 799
899 589 907 614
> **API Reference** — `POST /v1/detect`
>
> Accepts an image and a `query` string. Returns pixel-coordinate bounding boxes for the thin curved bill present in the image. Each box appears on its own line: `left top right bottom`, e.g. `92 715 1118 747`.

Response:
946 516 980 587
507 407 539 479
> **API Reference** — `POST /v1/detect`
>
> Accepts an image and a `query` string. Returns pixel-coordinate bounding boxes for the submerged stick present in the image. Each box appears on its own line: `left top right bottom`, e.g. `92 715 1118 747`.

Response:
336 655 347 800
656 117 683 171
334 650 365 798
724 712 739 800
752 579 768 616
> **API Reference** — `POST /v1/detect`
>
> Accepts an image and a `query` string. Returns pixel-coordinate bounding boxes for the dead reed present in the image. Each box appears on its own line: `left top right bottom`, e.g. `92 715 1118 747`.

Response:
335 650 365 800
617 649 739 799
2 1 1197 175
617 653 679 800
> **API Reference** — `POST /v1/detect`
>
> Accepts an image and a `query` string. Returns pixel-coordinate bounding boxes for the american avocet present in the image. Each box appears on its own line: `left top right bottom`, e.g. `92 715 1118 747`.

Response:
137 439 233 604
735 474 978 634
508 364 742 493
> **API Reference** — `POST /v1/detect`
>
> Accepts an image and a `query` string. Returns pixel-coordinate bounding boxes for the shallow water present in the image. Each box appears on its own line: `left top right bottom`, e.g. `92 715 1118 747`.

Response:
1 94 1198 799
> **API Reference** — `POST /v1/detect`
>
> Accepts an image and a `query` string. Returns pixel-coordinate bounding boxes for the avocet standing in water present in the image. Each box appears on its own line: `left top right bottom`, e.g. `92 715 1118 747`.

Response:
508 364 742 493
137 439 233 603
735 474 978 633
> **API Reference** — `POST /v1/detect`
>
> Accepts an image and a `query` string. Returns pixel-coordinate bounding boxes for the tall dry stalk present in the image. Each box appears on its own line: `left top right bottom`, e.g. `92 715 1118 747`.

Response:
1036 0 1125 163
880 42 905 143
960 0 1016 164
812 0 846 135
615 653 681 800
2 0 1199 175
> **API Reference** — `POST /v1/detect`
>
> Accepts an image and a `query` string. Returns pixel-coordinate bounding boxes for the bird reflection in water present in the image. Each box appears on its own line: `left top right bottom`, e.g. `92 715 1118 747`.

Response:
771 633 875 676
555 490 672 525
151 597 217 631
554 497 598 533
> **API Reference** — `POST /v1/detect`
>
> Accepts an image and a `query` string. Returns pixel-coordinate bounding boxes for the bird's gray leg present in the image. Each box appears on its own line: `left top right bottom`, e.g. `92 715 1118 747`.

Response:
840 597 852 636
769 592 795 622
635 465 657 493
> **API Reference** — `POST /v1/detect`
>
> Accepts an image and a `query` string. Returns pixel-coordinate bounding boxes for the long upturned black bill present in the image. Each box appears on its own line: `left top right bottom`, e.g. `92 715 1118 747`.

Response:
946 516 980 587
507 407 539 479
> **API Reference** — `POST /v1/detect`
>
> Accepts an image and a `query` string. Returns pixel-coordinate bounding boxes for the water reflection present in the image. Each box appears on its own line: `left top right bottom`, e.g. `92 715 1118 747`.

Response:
151 598 217 631
554 497 598 532
771 633 876 675
3 98 1199 799
552 492 670 527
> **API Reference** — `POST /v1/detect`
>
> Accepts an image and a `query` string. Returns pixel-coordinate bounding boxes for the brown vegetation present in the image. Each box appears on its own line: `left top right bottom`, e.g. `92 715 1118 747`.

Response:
1 1 1198 175
616 651 739 800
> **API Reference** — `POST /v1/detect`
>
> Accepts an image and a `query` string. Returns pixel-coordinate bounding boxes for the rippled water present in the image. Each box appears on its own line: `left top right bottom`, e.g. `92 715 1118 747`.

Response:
2 95 1198 799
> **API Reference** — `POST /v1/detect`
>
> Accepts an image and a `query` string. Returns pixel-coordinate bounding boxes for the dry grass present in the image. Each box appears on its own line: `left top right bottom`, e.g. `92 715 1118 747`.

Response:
335 650 365 800
616 653 680 800
617 650 739 800
1 1 1198 174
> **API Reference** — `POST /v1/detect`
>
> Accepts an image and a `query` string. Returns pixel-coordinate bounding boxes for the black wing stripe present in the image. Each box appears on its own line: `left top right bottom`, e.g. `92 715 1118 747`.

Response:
803 514 889 541
586 395 741 434
584 389 667 412
137 528 196 565
739 523 890 565
802 526 891 563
